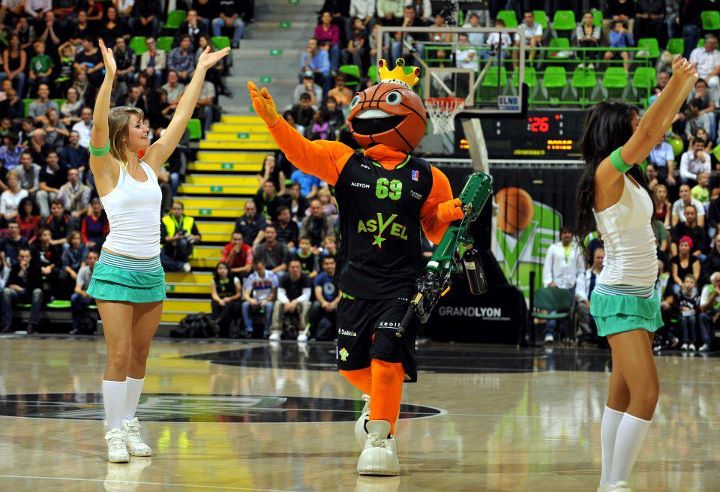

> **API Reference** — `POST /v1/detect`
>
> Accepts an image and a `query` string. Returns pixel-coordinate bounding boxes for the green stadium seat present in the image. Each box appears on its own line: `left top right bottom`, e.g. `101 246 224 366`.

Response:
211 36 231 50
513 66 537 88
548 37 572 59
481 66 508 87
632 66 656 91
701 11 720 31
635 38 660 59
571 67 597 90
603 67 628 98
164 10 187 30
666 38 684 55
592 9 603 27
53 98 65 108
552 10 576 31
339 64 361 87
367 65 378 83
187 119 202 140
532 10 548 29
129 36 148 55
157 36 174 53
496 10 518 28
47 300 71 309
542 66 567 101
23 98 32 117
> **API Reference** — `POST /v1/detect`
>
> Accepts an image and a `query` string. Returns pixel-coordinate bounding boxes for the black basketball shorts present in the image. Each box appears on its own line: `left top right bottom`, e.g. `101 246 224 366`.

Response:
336 296 419 382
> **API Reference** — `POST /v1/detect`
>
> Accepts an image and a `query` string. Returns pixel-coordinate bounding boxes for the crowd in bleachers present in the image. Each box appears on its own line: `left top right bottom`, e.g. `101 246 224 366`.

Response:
0 0 248 334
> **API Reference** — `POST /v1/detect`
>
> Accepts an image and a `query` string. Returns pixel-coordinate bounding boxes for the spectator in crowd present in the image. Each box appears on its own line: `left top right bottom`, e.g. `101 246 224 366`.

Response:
60 130 89 170
653 184 672 230
343 17 369 71
32 226 61 297
390 6 428 62
327 75 354 109
1 248 43 334
604 20 634 72
634 0 665 47
0 134 23 175
235 200 267 246
315 11 341 73
689 34 720 105
211 261 243 338
514 11 543 67
15 152 41 196
253 224 289 274
70 249 98 335
270 258 312 341
291 166 321 200
295 236 319 278
195 34 231 98
575 246 604 343
575 11 602 66
71 107 94 148
17 197 40 240
81 198 109 252
455 34 479 93
671 204 706 259
28 41 54 97
325 96 345 137
242 258 278 338
684 99 715 141
671 236 701 296
310 255 339 340
0 221 29 267
542 226 583 343
1 34 27 99
686 79 717 138
294 72 323 109
274 206 299 251
349 0 375 26
307 110 330 140
28 83 57 124
45 200 71 247
1 171 29 222
27 129 50 165
195 78 217 133
177 9 209 47
220 231 254 277
464 12 485 46
257 154 286 195
286 182 309 223
320 234 337 260
679 137 711 185
44 109 69 152
161 201 201 273
60 87 82 126
70 10 94 43
316 187 338 221
377 0 404 26
61 230 87 298
691 171 710 210
605 0 636 34
74 37 105 87
289 92 316 135
123 85 148 114
255 180 282 222
139 37 167 88
129 0 161 37
705 232 720 274
162 70 185 108
648 134 676 186
698 271 720 352
112 36 136 89
300 38 331 94
0 87 24 124
677 273 700 351
168 35 196 84
300 199 334 248
59 168 91 221
212 0 245 49
672 183 706 227
99 6 128 47
37 151 66 218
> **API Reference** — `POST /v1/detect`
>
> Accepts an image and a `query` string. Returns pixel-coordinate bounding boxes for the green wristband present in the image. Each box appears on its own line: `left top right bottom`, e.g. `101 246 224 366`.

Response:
610 147 632 174
89 141 110 157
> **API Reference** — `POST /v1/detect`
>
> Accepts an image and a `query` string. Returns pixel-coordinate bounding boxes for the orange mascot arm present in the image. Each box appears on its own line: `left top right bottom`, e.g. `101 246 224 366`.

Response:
248 81 354 186
421 166 464 245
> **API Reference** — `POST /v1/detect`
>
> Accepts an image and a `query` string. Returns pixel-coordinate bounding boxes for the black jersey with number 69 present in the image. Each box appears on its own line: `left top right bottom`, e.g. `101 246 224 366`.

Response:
333 152 433 299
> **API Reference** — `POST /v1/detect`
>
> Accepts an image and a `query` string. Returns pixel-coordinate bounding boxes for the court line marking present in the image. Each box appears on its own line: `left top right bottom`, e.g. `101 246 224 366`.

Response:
0 474 291 491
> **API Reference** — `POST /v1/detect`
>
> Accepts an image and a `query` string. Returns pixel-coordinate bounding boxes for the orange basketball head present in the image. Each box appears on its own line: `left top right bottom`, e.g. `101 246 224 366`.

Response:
347 59 427 152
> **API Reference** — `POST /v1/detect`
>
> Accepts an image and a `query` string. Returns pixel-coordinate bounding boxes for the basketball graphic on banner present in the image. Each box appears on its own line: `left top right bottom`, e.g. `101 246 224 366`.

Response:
496 187 534 235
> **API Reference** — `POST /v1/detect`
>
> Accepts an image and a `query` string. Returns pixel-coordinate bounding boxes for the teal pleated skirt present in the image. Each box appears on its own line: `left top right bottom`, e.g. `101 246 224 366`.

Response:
87 251 166 303
590 284 663 337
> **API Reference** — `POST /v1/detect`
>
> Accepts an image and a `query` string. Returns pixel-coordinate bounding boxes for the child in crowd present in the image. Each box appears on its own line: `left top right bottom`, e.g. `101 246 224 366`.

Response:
677 274 700 352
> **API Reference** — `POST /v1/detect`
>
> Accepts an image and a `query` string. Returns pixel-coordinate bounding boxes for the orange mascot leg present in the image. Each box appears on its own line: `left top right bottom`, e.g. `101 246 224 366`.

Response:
339 367 372 394
369 359 405 435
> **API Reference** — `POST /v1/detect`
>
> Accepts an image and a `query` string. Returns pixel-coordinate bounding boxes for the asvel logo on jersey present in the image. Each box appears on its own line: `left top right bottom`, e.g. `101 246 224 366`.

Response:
357 212 408 248
411 170 419 182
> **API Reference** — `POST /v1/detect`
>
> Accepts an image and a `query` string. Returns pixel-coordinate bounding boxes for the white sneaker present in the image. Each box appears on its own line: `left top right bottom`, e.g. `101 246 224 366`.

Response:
297 332 308 343
544 334 554 343
698 343 710 352
607 482 632 492
681 343 689 351
689 343 696 352
182 262 191 273
355 394 370 449
357 420 400 476
123 418 152 457
268 332 281 342
105 428 130 463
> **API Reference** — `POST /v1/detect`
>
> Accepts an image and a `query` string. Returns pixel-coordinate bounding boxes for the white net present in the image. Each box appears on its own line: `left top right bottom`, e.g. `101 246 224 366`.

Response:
425 97 466 134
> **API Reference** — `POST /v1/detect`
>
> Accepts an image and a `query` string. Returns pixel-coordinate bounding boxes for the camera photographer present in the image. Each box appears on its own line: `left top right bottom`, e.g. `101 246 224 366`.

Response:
161 201 201 272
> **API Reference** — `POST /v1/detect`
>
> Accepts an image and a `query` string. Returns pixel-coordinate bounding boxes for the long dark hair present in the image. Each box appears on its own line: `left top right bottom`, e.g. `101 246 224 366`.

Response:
575 101 653 253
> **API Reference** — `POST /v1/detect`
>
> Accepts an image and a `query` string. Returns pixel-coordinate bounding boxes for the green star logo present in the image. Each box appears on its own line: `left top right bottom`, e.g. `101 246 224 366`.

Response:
372 235 386 248
339 348 349 362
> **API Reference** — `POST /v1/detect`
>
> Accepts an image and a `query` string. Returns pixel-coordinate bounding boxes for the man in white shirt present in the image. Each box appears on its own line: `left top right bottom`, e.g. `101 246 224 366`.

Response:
269 259 311 342
648 135 676 186
672 183 706 227
689 34 720 105
576 246 604 343
679 138 711 185
542 226 584 343
513 11 543 67
349 0 374 24
71 107 93 148
698 271 720 352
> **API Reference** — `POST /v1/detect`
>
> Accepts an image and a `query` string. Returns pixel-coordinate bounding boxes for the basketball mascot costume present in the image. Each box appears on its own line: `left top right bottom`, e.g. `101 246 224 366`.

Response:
248 59 464 476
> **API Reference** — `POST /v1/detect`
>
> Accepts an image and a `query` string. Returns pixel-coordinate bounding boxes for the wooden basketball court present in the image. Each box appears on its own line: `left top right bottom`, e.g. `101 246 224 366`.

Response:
0 336 717 491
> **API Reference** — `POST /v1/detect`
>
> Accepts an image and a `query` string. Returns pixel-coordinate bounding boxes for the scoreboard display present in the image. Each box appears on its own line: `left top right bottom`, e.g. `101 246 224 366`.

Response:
457 110 587 159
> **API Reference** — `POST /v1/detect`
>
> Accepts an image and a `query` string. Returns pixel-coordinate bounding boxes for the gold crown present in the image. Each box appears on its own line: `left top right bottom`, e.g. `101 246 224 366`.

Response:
378 58 420 88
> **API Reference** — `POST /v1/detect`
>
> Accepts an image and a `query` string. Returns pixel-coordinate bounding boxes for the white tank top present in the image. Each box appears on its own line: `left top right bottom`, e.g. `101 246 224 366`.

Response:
593 174 657 287
100 161 162 258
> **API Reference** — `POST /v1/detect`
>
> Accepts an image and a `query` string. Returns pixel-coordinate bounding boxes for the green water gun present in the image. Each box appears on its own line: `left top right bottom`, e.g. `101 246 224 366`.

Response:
397 172 494 337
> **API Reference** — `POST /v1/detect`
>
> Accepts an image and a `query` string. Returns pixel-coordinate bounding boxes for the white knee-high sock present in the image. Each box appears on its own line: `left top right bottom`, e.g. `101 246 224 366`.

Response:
102 380 127 431
600 406 625 486
609 412 651 484
124 377 145 421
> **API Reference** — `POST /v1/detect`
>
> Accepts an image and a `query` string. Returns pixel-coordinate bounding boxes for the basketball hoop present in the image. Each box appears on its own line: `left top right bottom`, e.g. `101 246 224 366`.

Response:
425 97 465 134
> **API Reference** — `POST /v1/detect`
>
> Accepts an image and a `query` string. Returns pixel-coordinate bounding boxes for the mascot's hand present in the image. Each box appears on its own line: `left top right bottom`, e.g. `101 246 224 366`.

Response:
438 198 464 222
247 81 280 127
